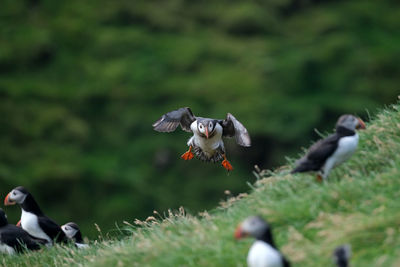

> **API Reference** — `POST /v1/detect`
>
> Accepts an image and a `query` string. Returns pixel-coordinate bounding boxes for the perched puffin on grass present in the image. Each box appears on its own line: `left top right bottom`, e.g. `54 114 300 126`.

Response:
235 216 290 267
61 222 89 249
153 107 251 171
0 208 46 254
333 245 351 267
4 186 67 245
291 115 366 181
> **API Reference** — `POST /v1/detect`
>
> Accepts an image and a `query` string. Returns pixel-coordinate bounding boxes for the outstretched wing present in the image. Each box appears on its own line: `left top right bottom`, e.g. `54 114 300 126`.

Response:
220 113 251 147
292 134 339 173
153 107 196 133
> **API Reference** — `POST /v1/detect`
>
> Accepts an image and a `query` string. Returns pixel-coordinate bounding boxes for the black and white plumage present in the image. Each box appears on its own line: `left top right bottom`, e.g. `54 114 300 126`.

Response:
333 245 351 267
153 107 251 171
0 208 45 254
291 115 366 181
235 216 290 267
61 222 89 249
4 186 67 245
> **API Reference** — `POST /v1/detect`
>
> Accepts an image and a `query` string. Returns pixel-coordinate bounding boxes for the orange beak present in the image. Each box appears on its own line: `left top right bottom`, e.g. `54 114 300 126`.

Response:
205 127 209 139
357 118 366 130
16 220 21 227
4 193 15 206
234 225 246 240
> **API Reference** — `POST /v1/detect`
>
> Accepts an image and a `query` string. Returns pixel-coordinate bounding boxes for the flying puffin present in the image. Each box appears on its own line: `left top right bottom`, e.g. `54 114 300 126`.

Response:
332 245 351 267
61 222 89 249
235 216 290 267
291 115 366 181
4 186 67 245
153 107 251 171
0 208 46 254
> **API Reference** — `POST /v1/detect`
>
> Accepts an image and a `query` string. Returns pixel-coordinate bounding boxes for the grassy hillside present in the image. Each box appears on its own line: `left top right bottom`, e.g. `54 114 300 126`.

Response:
2 100 400 266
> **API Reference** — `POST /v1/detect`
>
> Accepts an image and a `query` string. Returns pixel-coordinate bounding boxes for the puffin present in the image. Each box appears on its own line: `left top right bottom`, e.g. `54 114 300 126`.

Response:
4 186 67 245
291 114 366 181
61 222 89 249
235 216 290 267
333 245 351 267
0 208 46 254
153 107 251 171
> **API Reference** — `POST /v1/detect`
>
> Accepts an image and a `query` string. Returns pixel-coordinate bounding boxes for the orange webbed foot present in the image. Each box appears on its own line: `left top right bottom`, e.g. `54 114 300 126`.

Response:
316 174 323 183
181 146 194 161
222 156 233 171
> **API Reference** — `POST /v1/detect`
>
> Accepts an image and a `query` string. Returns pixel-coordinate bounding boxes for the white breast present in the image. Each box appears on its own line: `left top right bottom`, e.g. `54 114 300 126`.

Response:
21 210 52 244
331 133 359 167
247 241 283 267
0 243 16 255
189 121 224 155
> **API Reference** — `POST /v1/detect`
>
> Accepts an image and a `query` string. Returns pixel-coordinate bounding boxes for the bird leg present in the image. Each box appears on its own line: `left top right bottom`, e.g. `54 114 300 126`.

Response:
222 154 233 171
181 146 194 160
316 174 323 183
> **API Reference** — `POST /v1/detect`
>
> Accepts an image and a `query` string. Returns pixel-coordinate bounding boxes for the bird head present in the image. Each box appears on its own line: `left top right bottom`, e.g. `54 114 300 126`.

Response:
4 186 29 206
61 222 80 240
234 216 270 240
197 119 217 139
336 115 366 131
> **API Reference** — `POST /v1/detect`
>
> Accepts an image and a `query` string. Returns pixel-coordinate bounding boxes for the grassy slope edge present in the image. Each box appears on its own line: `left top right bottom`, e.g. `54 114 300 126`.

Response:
2 101 400 267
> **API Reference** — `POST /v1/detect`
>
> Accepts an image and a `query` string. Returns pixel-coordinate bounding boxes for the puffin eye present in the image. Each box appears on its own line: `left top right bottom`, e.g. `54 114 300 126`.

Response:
13 192 16 195
209 122 213 129
199 124 203 129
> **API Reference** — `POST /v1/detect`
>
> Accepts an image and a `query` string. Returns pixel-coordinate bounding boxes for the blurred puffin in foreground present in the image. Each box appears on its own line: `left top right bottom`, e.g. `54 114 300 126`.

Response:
291 114 366 181
0 208 45 254
61 222 89 249
153 107 251 171
235 216 290 267
333 245 351 267
4 186 67 245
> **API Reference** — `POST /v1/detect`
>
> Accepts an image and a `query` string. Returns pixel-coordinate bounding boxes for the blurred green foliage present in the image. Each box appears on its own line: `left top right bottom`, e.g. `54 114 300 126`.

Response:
0 0 398 237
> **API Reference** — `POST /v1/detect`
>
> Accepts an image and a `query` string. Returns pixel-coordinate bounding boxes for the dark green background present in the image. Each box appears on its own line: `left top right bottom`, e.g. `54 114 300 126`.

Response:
1 0 398 237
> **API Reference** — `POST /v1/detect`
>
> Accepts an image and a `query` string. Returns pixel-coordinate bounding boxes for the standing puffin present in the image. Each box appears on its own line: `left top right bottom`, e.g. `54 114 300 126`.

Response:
4 186 67 245
291 115 366 181
153 107 251 171
333 245 351 267
235 216 290 267
0 208 45 254
61 222 89 249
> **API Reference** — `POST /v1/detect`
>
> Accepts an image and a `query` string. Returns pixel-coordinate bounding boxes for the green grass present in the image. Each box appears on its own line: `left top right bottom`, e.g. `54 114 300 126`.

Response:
2 100 400 266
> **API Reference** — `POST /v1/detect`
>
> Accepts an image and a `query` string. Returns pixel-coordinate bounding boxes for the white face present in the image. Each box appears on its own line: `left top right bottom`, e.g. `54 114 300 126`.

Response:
197 121 215 135
337 115 364 130
241 216 268 238
62 225 78 239
9 189 27 204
